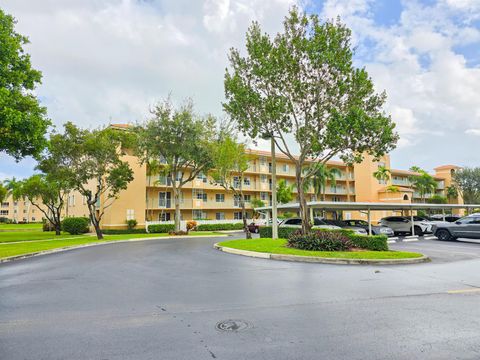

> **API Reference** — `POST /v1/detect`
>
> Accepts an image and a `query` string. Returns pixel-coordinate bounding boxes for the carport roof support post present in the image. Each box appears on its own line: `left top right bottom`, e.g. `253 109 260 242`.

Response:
368 208 372 235
411 210 415 235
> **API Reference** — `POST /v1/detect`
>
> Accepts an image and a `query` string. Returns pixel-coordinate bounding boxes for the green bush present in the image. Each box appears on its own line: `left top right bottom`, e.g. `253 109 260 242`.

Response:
126 219 138 230
148 224 175 233
196 223 244 231
348 234 388 251
61 217 90 235
287 230 352 251
259 226 298 239
102 228 147 235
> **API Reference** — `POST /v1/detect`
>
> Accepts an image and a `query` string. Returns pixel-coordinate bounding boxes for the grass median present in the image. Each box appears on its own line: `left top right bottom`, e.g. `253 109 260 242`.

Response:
0 231 223 260
217 238 424 260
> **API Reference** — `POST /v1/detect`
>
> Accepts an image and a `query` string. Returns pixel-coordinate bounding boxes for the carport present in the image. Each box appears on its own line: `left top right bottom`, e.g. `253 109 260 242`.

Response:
255 201 480 235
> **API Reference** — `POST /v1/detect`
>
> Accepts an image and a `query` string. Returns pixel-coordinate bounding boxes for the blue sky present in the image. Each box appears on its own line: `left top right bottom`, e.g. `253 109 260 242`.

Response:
1 0 480 180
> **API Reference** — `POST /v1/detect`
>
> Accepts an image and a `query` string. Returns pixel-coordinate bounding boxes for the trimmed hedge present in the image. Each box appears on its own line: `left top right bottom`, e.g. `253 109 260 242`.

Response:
196 223 244 231
62 217 90 235
102 228 147 235
259 226 298 239
148 224 175 233
287 230 351 251
349 234 388 251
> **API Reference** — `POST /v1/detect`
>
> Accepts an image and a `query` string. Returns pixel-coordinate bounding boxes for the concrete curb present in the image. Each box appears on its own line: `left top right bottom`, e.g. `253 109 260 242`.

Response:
0 234 228 264
213 243 430 265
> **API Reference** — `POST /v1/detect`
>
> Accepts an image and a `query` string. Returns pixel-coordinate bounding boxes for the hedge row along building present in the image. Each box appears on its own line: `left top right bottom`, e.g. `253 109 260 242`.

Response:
1 124 462 229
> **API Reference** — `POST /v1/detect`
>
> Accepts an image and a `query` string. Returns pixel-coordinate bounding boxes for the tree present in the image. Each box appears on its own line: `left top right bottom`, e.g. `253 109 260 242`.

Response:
145 159 161 221
427 194 447 204
373 165 390 184
250 198 265 219
386 185 399 193
4 177 23 222
211 135 252 239
40 122 134 239
0 183 6 204
408 167 438 203
134 99 215 232
452 167 480 204
446 185 458 203
224 7 398 233
306 163 341 201
276 179 294 204
19 175 69 235
0 9 50 160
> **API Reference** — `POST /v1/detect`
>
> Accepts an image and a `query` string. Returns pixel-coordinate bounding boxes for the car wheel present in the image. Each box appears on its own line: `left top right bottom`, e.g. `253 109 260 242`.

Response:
413 226 423 236
436 229 451 241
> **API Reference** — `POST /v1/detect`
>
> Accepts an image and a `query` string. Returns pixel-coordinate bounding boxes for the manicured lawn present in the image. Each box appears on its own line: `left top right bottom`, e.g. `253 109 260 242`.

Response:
0 231 224 259
217 238 424 260
0 223 43 231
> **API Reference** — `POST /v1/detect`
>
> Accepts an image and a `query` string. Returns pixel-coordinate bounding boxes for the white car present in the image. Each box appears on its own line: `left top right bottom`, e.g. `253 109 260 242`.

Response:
279 217 341 230
379 216 433 236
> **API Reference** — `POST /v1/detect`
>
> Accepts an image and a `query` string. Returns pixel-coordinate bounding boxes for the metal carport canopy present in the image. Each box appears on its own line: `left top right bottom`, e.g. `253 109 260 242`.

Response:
254 201 480 212
255 201 480 236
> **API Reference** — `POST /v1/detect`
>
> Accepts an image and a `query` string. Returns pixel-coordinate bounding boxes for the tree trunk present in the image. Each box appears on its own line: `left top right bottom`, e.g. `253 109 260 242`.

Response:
296 166 310 234
87 204 103 240
92 220 103 240
55 222 61 236
173 184 181 232
240 194 251 239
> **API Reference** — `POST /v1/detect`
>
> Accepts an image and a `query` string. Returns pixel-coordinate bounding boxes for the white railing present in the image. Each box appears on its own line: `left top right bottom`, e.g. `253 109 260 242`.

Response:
145 219 253 232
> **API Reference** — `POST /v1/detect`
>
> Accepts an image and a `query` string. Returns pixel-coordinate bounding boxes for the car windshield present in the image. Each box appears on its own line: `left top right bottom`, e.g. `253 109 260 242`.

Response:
353 220 368 226
313 218 327 225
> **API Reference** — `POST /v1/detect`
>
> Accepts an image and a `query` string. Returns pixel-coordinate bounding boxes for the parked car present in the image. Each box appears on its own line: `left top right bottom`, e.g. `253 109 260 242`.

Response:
429 214 461 223
433 214 480 241
343 219 395 237
321 219 368 235
279 217 341 230
379 216 433 236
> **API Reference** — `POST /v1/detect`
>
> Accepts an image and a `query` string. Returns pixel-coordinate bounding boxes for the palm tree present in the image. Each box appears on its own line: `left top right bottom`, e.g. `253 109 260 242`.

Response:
3 178 23 223
409 169 438 203
304 163 341 201
373 166 390 184
446 185 458 203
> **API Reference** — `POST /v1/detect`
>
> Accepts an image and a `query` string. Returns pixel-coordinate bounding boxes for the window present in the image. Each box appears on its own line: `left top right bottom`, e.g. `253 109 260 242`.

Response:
403 194 409 201
1 202 9 208
159 213 171 221
0 210 8 215
23 209 27 213
68 195 75 206
261 174 267 183
197 172 208 183
215 194 225 203
31 217 36 222
282 164 289 173
126 209 135 220
175 171 183 181
243 195 251 202
193 210 207 220
159 192 171 207
233 176 241 188
216 212 225 220
234 212 243 220
243 177 250 186
260 192 268 201
195 191 207 202
259 156 266 166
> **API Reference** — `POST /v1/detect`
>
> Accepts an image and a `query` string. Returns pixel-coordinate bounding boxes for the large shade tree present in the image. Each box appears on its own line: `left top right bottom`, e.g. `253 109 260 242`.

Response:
224 7 398 233
408 166 438 203
134 99 216 232
39 122 134 239
453 167 480 204
0 9 50 159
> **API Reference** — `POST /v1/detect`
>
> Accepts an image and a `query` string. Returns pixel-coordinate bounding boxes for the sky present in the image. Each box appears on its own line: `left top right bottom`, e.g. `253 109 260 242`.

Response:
1 0 480 180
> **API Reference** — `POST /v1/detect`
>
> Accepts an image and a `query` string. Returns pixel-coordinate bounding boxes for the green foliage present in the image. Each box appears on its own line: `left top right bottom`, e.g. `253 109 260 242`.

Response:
196 223 244 231
0 9 50 159
0 183 6 204
348 234 389 251
280 211 296 219
453 167 480 204
61 217 90 235
224 7 398 233
148 224 175 233
276 179 294 204
386 185 399 193
373 165 390 183
445 185 458 200
39 122 134 239
126 219 137 230
427 194 448 204
288 230 352 251
134 98 216 232
259 226 298 239
408 166 438 202
303 163 341 200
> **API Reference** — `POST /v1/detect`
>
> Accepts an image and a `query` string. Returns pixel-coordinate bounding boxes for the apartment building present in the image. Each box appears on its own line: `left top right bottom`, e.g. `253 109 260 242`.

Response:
1 129 462 228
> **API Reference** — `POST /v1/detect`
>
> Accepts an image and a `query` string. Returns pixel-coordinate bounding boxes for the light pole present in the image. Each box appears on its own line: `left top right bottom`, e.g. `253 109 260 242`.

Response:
271 136 278 239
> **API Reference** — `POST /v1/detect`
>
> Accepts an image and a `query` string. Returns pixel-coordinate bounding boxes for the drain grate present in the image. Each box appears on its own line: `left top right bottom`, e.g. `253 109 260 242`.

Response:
215 319 251 332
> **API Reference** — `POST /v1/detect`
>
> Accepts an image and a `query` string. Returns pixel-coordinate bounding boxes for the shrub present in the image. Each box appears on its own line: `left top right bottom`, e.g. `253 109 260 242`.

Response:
169 230 188 236
259 226 298 239
102 228 146 234
0 217 11 223
62 217 90 235
287 230 352 251
126 219 137 230
349 234 388 251
42 219 55 232
148 224 175 233
187 220 197 231
196 223 244 231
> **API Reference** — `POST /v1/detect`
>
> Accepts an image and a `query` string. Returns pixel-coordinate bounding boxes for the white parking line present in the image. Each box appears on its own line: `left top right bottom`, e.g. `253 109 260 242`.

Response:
403 238 419 242
387 240 396 244
424 236 437 240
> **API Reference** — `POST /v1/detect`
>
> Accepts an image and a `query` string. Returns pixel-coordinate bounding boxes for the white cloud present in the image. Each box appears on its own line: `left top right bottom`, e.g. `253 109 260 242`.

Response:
465 128 480 136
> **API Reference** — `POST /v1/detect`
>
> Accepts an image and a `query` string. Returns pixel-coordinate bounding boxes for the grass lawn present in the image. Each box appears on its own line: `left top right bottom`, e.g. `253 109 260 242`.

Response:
0 223 43 231
0 231 224 259
218 238 424 260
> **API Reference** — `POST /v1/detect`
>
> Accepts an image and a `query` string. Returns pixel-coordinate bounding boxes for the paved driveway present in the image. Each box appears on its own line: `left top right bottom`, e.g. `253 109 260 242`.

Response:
2 234 480 359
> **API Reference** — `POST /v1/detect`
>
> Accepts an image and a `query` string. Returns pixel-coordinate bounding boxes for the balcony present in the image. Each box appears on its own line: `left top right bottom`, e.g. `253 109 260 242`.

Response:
392 179 410 186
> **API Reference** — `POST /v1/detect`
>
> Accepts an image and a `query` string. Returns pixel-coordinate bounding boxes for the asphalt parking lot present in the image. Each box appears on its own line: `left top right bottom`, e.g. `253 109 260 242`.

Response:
2 233 480 360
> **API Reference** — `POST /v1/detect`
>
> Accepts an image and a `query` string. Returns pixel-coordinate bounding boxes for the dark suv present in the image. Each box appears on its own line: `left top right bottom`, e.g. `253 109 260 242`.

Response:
433 214 480 241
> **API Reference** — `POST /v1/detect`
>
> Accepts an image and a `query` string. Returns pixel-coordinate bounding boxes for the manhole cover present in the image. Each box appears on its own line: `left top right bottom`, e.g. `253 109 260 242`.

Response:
215 319 251 332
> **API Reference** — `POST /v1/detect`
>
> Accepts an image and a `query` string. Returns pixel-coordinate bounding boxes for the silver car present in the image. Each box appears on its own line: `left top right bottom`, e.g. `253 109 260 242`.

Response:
279 217 341 230
433 214 480 241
